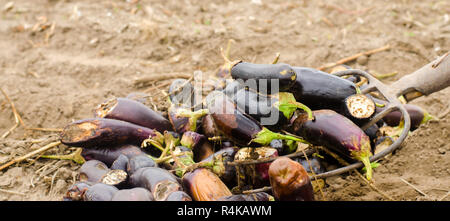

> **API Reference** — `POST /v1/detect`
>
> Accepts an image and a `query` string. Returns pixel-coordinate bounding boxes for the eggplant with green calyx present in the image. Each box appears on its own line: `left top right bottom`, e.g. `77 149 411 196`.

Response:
182 168 233 201
181 131 214 162
166 191 192 201
289 67 360 111
205 91 307 146
234 147 279 188
217 192 275 201
199 147 238 187
82 183 119 201
110 154 129 171
94 97 173 133
126 154 157 175
129 167 182 201
231 62 297 93
291 109 374 180
64 182 92 201
60 118 164 149
381 104 435 131
81 144 144 167
268 157 314 201
111 188 154 201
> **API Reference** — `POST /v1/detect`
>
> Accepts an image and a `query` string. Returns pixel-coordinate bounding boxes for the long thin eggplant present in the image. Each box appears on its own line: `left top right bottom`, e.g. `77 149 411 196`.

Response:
291 109 374 180
94 97 173 133
268 157 314 201
60 118 164 148
231 62 297 93
205 91 306 146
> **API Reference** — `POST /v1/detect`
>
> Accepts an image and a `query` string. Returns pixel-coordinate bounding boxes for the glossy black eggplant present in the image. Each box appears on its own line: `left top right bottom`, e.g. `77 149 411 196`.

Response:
291 109 374 180
60 118 164 149
94 97 173 133
206 91 305 146
231 62 297 93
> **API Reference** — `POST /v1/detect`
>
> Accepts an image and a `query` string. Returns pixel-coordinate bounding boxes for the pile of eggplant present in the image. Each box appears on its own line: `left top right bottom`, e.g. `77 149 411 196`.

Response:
61 56 435 201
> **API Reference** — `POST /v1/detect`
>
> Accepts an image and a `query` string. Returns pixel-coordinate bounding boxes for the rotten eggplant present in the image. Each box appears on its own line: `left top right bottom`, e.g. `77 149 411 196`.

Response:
82 183 119 201
81 144 144 167
129 167 182 201
182 168 233 201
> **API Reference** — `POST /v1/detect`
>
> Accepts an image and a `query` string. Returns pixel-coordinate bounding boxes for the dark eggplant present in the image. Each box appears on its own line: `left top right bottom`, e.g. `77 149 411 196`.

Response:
217 192 275 201
200 114 220 138
182 168 233 201
126 154 157 175
81 144 144 167
60 118 164 148
289 67 365 114
342 93 376 125
269 139 297 155
94 97 173 133
129 167 182 201
268 157 314 201
231 62 297 93
165 191 192 201
79 160 128 187
295 157 326 175
110 154 129 171
291 109 374 180
234 147 279 188
82 183 119 201
111 188 154 201
380 103 434 131
205 91 305 146
180 131 214 162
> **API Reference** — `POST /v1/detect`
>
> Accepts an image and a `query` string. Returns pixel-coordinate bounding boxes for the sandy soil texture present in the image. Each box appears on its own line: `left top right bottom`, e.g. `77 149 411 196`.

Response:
0 0 449 201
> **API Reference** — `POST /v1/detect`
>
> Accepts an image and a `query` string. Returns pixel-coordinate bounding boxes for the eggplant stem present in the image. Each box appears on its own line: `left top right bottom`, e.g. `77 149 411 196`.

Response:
421 111 437 124
271 52 281 64
40 148 85 164
141 138 165 152
176 108 209 132
293 101 314 121
251 127 309 146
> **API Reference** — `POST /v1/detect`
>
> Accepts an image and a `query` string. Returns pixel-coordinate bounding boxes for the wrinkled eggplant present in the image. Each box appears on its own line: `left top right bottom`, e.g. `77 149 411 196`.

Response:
82 183 119 201
206 91 304 146
60 118 164 148
182 168 233 201
165 191 193 201
79 160 128 187
126 154 157 175
129 167 182 201
81 144 144 167
231 62 297 93
291 109 374 180
111 188 154 201
217 192 275 201
234 147 279 188
268 157 314 201
94 97 173 133
110 154 129 171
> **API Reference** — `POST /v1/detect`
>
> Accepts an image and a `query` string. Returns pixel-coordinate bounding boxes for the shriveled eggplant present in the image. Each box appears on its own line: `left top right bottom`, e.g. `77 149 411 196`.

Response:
129 167 182 201
82 183 119 201
268 157 314 201
81 144 144 167
94 97 173 133
206 91 305 146
291 109 374 180
182 168 232 201
126 154 157 175
110 154 129 171
60 118 164 148
111 188 154 201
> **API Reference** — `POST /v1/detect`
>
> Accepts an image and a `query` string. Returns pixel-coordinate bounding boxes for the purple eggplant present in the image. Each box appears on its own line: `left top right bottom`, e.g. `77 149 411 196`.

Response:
381 103 434 131
268 157 314 201
206 91 305 146
94 97 173 133
82 183 119 201
79 160 128 187
291 109 374 180
110 154 129 171
126 154 157 175
165 191 192 201
60 118 164 149
129 167 182 201
81 144 144 167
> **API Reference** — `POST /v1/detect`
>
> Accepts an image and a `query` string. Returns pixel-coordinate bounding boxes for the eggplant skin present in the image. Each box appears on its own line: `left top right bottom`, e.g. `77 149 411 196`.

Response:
231 62 297 93
129 167 182 201
182 168 233 201
289 67 358 111
81 144 144 167
82 183 119 201
268 157 314 201
382 104 426 130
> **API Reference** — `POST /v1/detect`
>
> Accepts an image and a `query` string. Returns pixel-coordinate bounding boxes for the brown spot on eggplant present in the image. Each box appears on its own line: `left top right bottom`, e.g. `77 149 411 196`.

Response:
94 97 173 133
111 188 154 201
60 118 162 148
129 167 182 201
182 168 232 201
268 157 314 201
231 62 297 93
